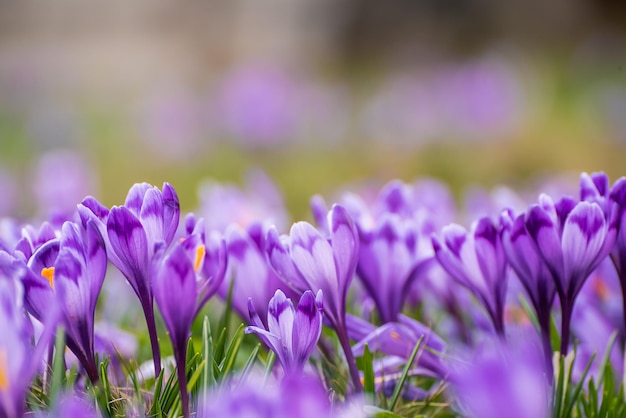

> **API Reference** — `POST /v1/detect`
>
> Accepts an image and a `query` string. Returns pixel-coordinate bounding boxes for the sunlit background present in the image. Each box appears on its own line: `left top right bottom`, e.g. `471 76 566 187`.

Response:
1 0 626 219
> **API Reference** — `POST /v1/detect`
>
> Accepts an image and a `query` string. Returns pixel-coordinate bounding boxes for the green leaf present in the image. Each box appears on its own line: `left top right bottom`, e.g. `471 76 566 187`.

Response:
48 327 66 404
389 335 424 411
201 315 216 389
219 324 245 379
362 344 375 397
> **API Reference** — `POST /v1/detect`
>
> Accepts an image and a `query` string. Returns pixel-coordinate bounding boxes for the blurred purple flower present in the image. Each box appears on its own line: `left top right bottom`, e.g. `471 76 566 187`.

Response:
221 223 297 324
432 217 508 336
357 214 435 323
351 314 447 379
23 221 107 383
218 66 300 146
525 194 616 354
79 182 180 376
246 289 323 375
197 169 288 232
198 372 337 418
31 151 97 224
450 336 550 418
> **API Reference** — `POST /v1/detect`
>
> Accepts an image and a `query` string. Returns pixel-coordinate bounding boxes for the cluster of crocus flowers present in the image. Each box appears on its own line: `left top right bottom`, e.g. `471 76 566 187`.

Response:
4 170 626 417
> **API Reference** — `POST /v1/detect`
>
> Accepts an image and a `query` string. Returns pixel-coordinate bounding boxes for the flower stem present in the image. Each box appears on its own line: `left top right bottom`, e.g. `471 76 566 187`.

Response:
335 322 363 393
175 344 190 418
141 298 162 377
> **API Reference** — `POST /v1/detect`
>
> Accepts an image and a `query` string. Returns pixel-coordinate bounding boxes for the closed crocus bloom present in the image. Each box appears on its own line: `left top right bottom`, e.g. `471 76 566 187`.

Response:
501 209 555 373
525 194 616 354
246 289 323 375
432 217 508 336
153 242 197 418
78 182 180 375
585 174 626 334
357 213 434 323
267 204 362 391
23 220 107 383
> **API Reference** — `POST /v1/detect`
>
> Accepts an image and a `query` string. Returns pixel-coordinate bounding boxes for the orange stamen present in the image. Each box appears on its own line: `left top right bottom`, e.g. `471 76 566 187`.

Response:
194 245 206 272
41 267 55 289
0 349 8 390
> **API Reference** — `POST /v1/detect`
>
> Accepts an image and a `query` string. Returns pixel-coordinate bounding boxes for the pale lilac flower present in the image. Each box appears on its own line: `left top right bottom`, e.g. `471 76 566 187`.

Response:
246 289 323 375
433 217 508 336
525 194 616 353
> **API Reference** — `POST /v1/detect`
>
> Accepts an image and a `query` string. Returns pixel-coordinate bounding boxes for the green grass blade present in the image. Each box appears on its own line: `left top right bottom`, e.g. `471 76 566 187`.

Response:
362 343 375 397
389 335 424 411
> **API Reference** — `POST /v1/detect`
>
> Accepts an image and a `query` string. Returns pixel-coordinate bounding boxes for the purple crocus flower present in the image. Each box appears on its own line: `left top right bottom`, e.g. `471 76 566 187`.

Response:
78 182 180 375
0 253 59 418
266 204 363 391
432 217 508 336
357 213 435 323
450 335 550 418
198 372 338 418
179 217 228 315
222 223 297 324
582 172 626 335
501 209 555 372
525 194 616 354
246 289 323 375
152 242 197 418
350 314 447 379
23 220 107 383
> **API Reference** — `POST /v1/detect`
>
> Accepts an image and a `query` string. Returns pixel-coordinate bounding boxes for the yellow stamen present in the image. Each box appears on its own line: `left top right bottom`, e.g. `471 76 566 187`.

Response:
194 245 206 272
390 331 400 340
0 349 8 390
41 267 55 289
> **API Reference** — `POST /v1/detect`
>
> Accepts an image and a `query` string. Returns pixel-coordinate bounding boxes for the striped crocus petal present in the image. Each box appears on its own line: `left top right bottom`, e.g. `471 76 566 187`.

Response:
433 217 507 335
500 210 555 311
580 172 609 202
266 227 309 295
561 201 612 295
246 289 323 374
609 177 626 275
525 203 565 285
153 243 198 349
287 205 357 328
357 214 432 323
107 206 150 299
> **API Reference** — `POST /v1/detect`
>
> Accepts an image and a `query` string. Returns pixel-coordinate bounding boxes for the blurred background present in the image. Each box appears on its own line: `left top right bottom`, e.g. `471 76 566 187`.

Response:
1 0 626 219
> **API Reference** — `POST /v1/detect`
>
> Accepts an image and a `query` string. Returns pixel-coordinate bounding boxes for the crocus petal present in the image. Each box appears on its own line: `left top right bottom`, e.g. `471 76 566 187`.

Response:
124 183 152 216
161 182 180 245
561 202 607 294
525 205 564 282
107 207 149 294
329 205 359 299
139 188 165 253
266 227 308 292
153 243 197 347
267 290 296 363
292 290 323 367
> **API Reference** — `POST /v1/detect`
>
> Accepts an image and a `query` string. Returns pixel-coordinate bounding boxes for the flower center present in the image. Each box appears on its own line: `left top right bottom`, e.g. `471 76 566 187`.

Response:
194 245 206 272
0 349 8 390
41 267 55 289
